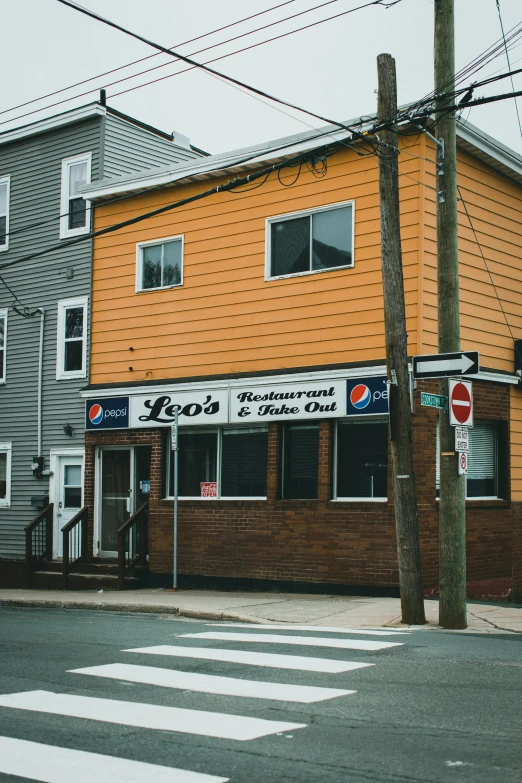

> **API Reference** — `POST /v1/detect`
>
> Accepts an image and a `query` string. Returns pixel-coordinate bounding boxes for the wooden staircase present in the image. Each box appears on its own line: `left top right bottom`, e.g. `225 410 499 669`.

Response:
25 503 149 591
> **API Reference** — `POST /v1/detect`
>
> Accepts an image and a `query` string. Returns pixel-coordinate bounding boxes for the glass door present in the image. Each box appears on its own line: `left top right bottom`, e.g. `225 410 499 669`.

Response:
100 449 132 555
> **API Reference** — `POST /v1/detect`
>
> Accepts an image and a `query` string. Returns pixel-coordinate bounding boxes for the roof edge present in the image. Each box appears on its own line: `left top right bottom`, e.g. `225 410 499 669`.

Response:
0 103 106 146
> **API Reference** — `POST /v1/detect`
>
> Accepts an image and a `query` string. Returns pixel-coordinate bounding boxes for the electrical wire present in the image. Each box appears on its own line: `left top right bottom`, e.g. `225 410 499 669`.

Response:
0 1 296 119
1 0 347 129
0 275 41 317
495 0 522 142
456 184 522 368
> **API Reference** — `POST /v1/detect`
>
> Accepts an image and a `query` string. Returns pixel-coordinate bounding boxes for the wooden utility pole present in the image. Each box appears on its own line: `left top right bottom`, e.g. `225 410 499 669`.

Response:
377 53 426 626
434 0 467 629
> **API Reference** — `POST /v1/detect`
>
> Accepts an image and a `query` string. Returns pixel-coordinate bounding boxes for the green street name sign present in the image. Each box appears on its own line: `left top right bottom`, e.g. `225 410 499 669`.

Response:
421 392 448 410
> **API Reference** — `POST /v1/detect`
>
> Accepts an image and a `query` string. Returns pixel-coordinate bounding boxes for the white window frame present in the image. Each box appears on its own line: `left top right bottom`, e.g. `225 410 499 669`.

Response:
332 419 388 502
0 442 12 508
265 200 355 282
165 425 268 500
0 308 7 384
0 175 11 252
56 296 88 380
60 153 92 239
136 235 184 293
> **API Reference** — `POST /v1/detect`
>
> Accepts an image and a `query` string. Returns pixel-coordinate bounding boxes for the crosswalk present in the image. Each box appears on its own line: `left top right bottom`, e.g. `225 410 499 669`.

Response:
0 620 409 782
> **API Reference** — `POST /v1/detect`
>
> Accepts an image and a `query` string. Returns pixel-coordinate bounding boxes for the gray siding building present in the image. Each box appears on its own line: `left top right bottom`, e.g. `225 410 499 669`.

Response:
0 101 204 560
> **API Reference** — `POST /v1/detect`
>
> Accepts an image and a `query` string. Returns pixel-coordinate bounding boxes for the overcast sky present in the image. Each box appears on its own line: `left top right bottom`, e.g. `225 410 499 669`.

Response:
2 0 521 156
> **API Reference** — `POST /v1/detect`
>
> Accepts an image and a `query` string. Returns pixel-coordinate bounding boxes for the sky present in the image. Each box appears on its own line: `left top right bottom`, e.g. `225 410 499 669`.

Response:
1 0 521 157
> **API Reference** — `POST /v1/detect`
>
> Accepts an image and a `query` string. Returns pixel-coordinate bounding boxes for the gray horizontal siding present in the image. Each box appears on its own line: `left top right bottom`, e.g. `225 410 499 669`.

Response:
103 113 201 178
0 118 98 555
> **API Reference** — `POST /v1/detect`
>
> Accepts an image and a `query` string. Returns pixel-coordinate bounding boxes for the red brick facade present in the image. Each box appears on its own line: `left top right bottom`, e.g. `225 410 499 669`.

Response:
84 378 513 590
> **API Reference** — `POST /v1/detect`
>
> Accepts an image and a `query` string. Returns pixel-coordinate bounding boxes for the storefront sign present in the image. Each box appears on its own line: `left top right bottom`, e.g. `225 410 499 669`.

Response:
345 377 389 416
230 380 346 423
130 390 229 427
86 397 129 430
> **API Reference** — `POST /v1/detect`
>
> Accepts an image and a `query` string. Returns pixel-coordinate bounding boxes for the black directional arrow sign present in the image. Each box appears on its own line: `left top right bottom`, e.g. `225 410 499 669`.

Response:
412 351 479 380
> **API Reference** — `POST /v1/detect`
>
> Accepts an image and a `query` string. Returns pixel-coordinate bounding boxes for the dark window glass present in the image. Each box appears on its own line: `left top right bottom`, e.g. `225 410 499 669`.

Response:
0 452 6 499
221 428 268 497
336 420 388 498
175 431 218 496
65 340 83 372
65 307 83 339
281 423 319 499
271 216 310 277
162 240 182 286
142 244 162 289
64 486 82 508
0 215 5 246
0 351 3 381
312 206 352 270
68 197 87 229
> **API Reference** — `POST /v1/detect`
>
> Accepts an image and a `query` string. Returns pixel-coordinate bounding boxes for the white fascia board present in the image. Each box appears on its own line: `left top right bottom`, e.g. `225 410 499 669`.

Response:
80 126 354 202
79 365 388 399
456 119 522 179
0 104 106 146
467 370 520 385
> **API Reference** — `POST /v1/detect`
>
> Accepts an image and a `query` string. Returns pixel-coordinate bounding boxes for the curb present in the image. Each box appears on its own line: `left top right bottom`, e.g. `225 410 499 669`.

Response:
0 598 263 624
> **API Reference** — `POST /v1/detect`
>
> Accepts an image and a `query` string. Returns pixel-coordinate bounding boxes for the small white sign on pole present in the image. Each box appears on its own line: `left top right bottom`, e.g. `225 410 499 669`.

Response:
455 427 469 452
171 423 177 451
458 451 468 475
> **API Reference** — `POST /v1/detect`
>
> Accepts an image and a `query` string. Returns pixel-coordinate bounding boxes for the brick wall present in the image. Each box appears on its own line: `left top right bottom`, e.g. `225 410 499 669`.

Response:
84 379 513 589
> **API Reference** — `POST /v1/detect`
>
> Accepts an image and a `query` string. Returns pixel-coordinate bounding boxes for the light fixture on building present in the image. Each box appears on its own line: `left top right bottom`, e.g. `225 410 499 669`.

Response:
63 423 73 437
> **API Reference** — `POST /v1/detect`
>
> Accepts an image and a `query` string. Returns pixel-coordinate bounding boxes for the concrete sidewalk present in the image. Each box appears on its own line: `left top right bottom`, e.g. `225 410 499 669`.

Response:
0 588 521 633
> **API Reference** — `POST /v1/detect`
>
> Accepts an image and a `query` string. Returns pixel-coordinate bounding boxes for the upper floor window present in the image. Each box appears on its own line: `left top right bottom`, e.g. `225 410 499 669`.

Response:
0 176 10 251
0 442 12 507
266 201 354 280
60 154 91 239
136 236 184 292
0 309 7 384
56 296 88 380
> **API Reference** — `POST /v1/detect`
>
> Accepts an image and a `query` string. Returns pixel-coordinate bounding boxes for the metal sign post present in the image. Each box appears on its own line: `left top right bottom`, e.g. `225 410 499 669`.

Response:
171 409 179 589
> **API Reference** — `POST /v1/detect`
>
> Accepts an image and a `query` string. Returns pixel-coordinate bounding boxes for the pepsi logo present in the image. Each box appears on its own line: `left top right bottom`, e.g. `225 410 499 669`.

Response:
350 384 371 410
89 404 103 425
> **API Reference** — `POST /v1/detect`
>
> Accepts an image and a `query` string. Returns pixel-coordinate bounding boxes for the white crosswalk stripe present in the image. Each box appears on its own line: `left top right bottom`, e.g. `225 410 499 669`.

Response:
0 690 307 741
209 623 410 636
124 644 375 673
69 662 355 703
0 736 228 783
178 631 404 651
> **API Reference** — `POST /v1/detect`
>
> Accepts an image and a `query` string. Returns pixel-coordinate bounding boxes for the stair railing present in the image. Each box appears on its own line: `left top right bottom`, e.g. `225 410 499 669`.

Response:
62 506 89 589
117 501 148 590
25 504 54 586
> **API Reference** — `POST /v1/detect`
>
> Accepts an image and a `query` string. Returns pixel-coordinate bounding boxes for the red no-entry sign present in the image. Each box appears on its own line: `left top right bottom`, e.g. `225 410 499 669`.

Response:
449 379 473 427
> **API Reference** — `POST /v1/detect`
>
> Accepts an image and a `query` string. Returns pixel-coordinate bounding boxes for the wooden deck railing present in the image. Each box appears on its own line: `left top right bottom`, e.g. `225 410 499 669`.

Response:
117 502 148 590
25 504 53 585
62 506 89 588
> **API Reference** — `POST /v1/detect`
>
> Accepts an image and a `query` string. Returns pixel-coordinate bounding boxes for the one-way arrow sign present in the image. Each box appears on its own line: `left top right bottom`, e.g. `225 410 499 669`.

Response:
412 351 479 379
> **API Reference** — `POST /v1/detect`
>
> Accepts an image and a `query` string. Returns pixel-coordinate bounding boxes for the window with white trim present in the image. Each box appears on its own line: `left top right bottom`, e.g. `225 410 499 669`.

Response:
56 297 88 380
60 154 91 239
267 201 354 280
166 426 268 498
0 442 12 507
436 420 506 499
137 236 183 292
0 176 10 251
0 309 7 383
333 419 388 500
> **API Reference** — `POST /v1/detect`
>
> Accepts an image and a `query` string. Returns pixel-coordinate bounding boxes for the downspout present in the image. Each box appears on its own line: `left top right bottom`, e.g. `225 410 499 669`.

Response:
37 308 45 458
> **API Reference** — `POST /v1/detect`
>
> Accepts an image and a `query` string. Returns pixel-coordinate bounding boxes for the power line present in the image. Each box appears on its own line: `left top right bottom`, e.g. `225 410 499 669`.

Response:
495 0 522 142
456 184 522 368
54 0 400 138
0 1 296 119
1 0 343 129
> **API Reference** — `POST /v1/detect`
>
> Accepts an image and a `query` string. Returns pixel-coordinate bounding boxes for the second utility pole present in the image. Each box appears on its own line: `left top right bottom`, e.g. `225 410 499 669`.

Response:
377 53 425 625
434 0 467 629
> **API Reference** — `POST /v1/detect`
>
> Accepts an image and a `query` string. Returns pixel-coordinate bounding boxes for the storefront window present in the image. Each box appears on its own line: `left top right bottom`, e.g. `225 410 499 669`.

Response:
436 420 505 499
335 420 388 499
280 423 319 499
167 427 268 498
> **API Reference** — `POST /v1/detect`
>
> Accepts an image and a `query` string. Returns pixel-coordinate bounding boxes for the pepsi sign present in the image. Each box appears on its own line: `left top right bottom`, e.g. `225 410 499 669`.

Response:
346 377 389 416
86 397 129 430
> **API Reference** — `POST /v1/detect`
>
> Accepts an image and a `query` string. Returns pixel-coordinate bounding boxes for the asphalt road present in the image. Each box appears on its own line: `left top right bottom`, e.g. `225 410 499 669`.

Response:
0 607 520 782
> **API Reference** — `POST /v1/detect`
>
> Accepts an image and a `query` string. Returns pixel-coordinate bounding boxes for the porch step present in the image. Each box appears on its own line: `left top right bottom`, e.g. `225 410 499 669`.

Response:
28 558 145 591
66 573 141 591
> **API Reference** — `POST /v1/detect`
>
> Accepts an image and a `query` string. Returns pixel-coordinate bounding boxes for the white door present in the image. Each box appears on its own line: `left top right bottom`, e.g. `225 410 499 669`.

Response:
53 456 84 559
